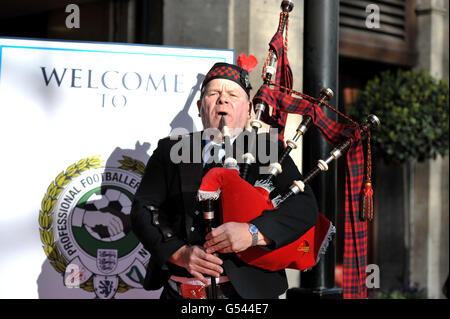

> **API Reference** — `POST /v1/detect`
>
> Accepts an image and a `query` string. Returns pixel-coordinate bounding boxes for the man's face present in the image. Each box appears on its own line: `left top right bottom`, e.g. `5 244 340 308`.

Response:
197 78 251 137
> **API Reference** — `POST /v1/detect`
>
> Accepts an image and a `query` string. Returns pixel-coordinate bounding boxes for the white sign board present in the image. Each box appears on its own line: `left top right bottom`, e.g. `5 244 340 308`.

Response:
0 37 233 298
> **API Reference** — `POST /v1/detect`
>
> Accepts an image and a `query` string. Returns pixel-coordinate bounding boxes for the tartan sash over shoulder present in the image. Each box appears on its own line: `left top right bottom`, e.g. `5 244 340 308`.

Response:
254 29 368 299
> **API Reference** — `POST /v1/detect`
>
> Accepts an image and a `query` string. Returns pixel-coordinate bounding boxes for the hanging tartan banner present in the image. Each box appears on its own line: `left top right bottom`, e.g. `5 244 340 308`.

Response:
252 9 378 299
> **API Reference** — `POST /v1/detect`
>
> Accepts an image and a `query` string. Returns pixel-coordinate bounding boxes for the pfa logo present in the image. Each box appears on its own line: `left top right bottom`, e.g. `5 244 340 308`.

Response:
39 155 149 299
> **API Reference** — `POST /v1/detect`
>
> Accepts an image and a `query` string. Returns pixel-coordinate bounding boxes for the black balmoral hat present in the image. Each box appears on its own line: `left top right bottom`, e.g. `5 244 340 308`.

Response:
201 62 252 97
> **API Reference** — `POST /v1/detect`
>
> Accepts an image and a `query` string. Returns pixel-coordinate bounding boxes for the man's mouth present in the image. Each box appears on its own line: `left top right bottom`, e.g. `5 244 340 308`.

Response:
215 111 230 123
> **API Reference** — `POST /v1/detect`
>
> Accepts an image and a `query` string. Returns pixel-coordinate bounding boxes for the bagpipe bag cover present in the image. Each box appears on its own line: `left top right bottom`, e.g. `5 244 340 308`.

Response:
198 167 334 271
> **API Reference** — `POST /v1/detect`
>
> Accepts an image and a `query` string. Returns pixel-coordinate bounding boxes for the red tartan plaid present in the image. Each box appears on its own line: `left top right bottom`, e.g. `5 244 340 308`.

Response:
254 29 368 299
259 31 293 137
205 65 240 82
344 131 368 299
270 31 293 92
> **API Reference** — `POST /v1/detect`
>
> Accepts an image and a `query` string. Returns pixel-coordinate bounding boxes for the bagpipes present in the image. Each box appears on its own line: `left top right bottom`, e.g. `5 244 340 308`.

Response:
198 0 380 299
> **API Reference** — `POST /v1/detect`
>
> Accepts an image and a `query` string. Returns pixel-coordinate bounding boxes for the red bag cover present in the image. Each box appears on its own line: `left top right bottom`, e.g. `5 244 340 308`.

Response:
198 167 334 271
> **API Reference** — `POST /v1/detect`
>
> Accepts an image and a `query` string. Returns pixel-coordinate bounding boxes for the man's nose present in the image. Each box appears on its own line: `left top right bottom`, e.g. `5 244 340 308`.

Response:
217 93 230 104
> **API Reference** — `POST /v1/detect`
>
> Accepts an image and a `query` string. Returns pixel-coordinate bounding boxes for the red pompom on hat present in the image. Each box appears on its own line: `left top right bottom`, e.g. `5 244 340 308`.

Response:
237 53 258 73
198 167 335 271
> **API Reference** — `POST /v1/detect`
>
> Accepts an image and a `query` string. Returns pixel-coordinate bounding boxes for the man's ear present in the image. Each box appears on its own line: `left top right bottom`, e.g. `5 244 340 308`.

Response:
197 100 202 116
247 101 252 119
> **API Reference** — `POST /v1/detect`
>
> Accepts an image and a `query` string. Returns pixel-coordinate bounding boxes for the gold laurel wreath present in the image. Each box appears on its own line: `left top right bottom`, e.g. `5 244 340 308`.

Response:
118 155 146 175
39 155 146 296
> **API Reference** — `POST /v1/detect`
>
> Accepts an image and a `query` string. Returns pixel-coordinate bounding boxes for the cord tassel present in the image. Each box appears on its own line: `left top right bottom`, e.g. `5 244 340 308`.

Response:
360 182 373 221
360 132 374 221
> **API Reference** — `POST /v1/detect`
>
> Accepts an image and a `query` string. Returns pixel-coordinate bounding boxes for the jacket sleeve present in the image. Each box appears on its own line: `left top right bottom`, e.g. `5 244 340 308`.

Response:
250 140 319 250
130 138 186 268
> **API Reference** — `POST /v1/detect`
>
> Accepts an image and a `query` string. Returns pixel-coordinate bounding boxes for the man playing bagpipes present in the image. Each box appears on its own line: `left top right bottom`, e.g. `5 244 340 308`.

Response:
130 61 323 299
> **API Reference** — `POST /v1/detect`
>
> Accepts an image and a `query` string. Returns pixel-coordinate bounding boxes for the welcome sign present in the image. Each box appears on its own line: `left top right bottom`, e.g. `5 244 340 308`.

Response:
0 37 233 298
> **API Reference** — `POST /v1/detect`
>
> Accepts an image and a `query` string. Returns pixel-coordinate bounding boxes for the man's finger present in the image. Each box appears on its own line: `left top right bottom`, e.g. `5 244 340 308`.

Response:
205 227 222 241
188 247 223 276
196 258 223 275
205 241 229 254
192 260 222 279
203 252 223 265
191 271 209 286
204 232 227 249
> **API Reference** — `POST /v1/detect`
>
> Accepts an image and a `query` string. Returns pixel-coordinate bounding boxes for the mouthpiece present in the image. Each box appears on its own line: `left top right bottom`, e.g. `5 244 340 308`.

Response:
220 111 234 160
219 112 228 126
220 112 231 138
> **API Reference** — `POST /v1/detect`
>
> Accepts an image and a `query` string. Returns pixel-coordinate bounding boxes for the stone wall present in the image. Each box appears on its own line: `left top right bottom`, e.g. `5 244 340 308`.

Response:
412 0 449 299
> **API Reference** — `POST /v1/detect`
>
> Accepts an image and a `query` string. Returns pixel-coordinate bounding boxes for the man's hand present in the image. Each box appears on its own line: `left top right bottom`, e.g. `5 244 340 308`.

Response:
204 222 273 254
168 245 223 286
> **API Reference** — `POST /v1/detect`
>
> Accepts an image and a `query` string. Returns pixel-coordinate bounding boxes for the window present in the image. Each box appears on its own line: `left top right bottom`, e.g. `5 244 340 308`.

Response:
339 0 417 66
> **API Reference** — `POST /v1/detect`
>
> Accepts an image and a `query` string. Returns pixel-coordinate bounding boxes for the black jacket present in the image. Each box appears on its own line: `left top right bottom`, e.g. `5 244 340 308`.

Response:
130 131 318 298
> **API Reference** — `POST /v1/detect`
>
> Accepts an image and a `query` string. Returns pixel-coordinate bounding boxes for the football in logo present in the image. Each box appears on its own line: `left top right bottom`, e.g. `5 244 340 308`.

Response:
39 155 149 299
